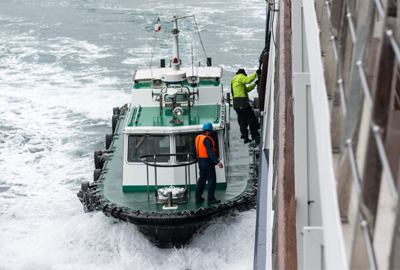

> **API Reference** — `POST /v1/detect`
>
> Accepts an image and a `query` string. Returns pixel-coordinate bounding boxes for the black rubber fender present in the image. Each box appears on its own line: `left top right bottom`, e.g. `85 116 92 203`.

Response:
253 97 259 109
253 108 260 120
112 114 119 134
93 169 102 181
94 150 104 169
110 207 118 218
113 107 120 115
81 181 90 192
105 134 113 149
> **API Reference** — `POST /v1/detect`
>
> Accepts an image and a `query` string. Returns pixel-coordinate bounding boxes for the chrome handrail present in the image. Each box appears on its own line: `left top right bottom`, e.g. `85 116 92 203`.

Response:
139 153 197 201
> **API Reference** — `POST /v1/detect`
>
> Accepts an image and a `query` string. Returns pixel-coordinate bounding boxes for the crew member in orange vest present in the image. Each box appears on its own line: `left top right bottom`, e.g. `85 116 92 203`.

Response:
192 123 223 204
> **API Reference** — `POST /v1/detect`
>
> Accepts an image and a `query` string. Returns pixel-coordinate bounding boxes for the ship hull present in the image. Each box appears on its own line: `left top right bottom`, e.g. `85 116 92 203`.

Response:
78 180 257 247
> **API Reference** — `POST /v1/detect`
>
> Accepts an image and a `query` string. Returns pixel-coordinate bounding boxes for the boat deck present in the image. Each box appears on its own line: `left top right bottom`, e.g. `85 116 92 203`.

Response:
97 107 253 213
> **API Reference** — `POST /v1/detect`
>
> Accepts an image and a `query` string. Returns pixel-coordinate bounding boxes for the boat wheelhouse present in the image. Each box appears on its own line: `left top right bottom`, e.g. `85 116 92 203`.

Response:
122 65 228 194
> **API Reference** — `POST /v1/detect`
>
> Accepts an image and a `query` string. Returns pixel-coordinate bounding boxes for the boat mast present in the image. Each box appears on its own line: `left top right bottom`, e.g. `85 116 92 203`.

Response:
171 13 180 71
160 13 194 71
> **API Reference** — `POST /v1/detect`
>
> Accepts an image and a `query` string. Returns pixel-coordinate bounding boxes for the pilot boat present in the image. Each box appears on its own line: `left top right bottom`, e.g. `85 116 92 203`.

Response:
77 12 258 247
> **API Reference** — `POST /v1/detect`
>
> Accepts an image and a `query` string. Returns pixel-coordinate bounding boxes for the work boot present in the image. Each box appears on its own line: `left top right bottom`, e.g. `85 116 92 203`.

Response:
241 134 245 139
208 197 221 204
195 197 205 203
244 138 251 144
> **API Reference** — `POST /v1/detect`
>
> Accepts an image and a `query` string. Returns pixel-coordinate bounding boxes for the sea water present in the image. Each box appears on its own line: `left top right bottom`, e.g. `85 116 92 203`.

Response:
0 1 266 269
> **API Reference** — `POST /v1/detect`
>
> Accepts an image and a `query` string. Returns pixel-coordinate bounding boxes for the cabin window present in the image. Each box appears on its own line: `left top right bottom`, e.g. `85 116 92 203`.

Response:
176 132 220 163
128 135 170 163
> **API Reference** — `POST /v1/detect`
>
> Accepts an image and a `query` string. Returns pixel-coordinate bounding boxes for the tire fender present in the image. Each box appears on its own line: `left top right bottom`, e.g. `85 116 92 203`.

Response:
94 150 104 169
106 134 113 149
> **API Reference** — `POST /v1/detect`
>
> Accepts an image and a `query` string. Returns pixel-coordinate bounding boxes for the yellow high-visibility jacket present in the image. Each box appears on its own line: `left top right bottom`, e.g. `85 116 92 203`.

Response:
229 72 257 100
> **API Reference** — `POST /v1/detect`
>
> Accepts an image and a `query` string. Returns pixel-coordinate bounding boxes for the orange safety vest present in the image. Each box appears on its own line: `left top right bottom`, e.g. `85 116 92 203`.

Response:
195 135 216 158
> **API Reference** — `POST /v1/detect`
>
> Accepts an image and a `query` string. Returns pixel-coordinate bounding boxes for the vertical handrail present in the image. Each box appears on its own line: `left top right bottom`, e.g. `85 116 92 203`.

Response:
139 153 198 202
187 153 191 194
134 105 141 124
184 162 188 191
146 160 150 200
154 155 158 198
214 103 219 122
195 162 198 189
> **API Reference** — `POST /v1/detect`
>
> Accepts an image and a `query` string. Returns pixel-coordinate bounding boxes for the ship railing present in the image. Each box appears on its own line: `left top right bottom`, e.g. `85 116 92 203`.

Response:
316 0 400 269
158 84 196 115
159 85 195 104
286 0 400 269
139 153 197 202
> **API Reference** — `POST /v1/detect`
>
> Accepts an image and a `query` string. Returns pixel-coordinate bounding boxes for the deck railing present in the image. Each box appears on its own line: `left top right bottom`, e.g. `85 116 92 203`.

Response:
139 153 197 201
258 0 400 269
256 0 400 268
315 0 400 268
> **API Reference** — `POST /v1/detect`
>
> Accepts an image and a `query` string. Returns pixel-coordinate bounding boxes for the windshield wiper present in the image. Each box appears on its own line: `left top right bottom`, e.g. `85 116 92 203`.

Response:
135 134 148 149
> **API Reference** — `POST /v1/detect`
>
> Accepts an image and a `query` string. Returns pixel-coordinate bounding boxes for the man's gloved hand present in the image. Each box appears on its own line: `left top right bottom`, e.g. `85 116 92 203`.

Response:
255 80 259 85
256 68 261 75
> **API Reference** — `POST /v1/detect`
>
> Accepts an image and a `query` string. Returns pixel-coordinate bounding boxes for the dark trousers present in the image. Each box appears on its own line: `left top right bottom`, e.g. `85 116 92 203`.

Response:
195 159 216 201
235 106 258 139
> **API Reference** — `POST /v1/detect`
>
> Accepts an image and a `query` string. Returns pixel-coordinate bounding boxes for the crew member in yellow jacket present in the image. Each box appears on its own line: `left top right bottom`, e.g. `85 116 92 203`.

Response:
230 68 260 144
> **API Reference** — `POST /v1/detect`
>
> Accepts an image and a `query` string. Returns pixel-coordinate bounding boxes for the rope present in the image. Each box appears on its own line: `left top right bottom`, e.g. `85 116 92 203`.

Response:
192 15 208 61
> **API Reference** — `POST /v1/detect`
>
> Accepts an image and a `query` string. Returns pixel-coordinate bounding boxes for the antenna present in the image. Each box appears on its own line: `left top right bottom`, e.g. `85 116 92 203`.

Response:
191 45 194 76
146 31 149 68
150 27 159 94
192 15 208 62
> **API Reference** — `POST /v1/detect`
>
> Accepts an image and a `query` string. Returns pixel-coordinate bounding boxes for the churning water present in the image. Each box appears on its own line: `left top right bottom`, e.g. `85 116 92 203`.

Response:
0 1 266 269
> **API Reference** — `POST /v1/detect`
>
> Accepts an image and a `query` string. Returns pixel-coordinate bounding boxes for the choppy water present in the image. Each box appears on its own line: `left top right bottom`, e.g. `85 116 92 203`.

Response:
0 1 265 269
